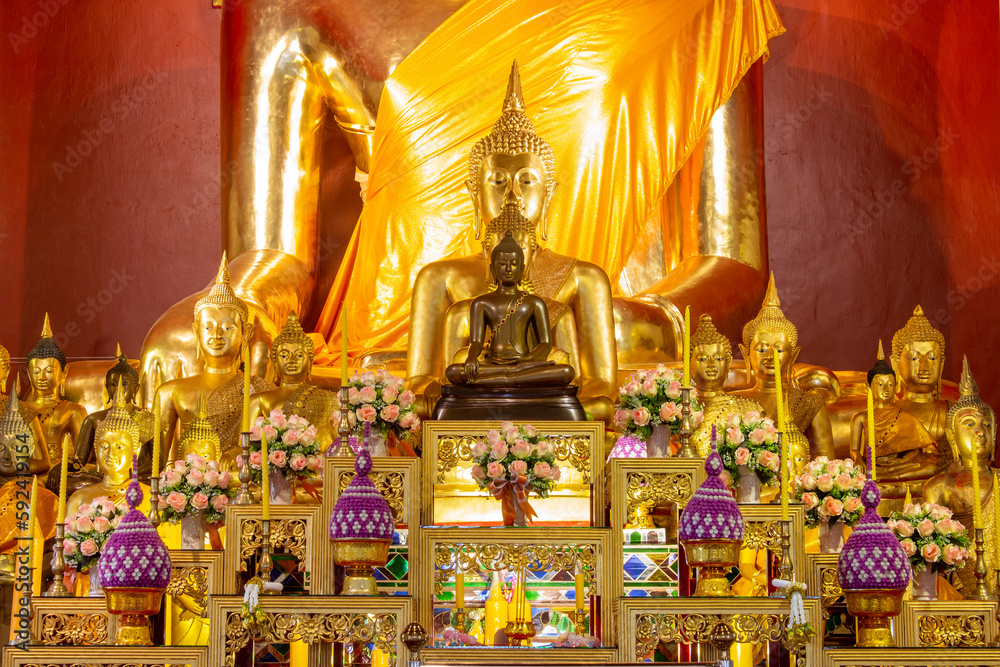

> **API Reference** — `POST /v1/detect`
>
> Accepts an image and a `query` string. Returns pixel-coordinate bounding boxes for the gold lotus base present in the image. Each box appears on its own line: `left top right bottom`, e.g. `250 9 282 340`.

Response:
104 587 166 646
505 618 536 645
845 589 904 647
332 538 391 596
682 539 740 597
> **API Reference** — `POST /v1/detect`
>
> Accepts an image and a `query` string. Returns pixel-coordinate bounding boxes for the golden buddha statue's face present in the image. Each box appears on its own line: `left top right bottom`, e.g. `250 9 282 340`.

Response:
476 153 549 227
27 357 63 398
95 431 134 477
193 305 244 363
692 343 729 393
0 436 31 476
747 331 799 384
952 406 990 465
871 373 896 404
274 341 310 383
894 341 943 394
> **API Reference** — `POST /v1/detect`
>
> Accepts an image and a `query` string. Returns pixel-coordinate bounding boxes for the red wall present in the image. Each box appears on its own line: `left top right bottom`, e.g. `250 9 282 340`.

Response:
2 0 999 403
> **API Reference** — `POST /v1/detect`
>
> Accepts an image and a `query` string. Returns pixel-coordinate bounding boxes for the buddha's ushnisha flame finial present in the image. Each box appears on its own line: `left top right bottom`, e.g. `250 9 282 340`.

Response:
877 339 885 361
193 252 249 323
891 305 945 359
503 59 525 112
27 313 66 370
959 355 977 398
867 339 895 386
41 313 53 339
945 356 993 438
741 272 798 350
96 376 142 443
0 388 32 445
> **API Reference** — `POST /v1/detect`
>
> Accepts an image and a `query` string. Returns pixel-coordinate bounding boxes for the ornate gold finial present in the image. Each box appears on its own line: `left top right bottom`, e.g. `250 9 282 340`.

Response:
741 272 798 350
959 355 977 398
178 389 221 460
877 339 885 361
468 60 556 211
946 356 993 437
28 313 67 370
270 311 315 363
691 314 732 360
193 252 249 323
106 345 139 393
96 376 141 444
867 339 895 385
115 342 122 357
0 389 33 446
891 305 945 359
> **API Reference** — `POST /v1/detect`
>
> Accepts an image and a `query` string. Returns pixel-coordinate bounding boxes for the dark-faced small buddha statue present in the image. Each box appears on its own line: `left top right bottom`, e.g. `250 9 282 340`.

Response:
891 305 949 450
249 312 337 452
851 341 938 504
924 357 996 594
732 274 835 459
436 232 582 420
22 314 87 478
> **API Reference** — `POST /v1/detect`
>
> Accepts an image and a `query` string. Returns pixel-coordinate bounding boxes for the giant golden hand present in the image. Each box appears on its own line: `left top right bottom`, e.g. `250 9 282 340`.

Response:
138 250 312 406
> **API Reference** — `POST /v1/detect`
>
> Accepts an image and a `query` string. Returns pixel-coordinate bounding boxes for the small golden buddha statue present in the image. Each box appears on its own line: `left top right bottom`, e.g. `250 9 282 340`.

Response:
732 274 835 459
248 312 336 452
690 314 765 458
890 305 949 450
407 62 617 421
923 357 996 594
66 386 150 517
446 231 576 388
177 391 222 462
851 341 938 502
154 255 272 464
22 314 86 473
75 346 155 477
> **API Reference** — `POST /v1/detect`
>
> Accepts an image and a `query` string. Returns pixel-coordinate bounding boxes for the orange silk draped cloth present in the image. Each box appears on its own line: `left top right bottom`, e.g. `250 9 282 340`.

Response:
316 0 784 357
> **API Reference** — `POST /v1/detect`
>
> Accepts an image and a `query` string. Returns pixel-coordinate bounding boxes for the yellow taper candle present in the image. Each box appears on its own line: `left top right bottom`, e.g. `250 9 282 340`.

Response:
904 485 912 507
574 563 585 611
683 306 691 388
971 445 983 530
152 400 162 479
261 433 271 520
340 307 349 386
455 555 465 610
57 439 69 524
993 470 1000 566
242 343 252 432
867 387 876 481
774 348 789 520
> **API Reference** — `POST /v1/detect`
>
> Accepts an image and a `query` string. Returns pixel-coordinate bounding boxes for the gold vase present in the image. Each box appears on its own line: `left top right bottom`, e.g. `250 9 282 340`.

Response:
844 589 904 647
104 587 166 646
682 539 740 597
504 618 536 646
332 538 391 595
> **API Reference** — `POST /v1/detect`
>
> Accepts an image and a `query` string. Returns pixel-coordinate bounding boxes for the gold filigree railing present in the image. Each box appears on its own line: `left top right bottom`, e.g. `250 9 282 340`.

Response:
338 470 405 521
918 613 987 647
432 542 597 595
239 518 307 572
38 611 108 645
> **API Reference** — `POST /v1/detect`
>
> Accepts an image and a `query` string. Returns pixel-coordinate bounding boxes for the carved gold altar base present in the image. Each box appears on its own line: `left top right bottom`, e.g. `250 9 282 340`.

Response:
422 421 605 527
0 645 209 667
898 599 999 647
420 648 620 664
618 597 823 665
822 647 1000 666
29 597 113 645
206 594 411 667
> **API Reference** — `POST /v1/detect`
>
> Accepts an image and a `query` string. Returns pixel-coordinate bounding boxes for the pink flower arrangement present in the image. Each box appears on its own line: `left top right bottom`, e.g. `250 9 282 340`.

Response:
717 411 781 487
792 458 866 527
158 453 236 524
613 365 704 441
346 370 420 441
471 421 561 500
889 502 971 574
63 496 127 572
247 409 323 485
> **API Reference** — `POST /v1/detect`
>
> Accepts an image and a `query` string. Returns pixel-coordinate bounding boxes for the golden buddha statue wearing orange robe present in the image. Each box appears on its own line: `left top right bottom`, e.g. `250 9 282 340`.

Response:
137 0 784 405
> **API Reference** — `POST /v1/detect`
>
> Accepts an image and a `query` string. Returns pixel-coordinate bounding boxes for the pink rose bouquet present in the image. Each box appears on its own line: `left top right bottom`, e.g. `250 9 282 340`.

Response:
717 411 781 486
246 409 323 485
157 453 237 524
63 496 127 572
889 502 971 574
471 422 560 524
792 458 866 527
346 370 420 441
613 365 703 441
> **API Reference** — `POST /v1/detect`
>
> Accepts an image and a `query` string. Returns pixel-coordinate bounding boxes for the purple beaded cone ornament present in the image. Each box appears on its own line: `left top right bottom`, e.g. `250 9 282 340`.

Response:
837 478 911 647
330 433 394 595
607 434 646 460
679 429 744 596
99 456 172 645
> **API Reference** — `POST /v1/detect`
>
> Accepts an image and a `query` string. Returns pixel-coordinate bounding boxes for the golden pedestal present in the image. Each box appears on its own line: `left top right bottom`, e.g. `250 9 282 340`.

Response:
682 539 740 597
844 588 904 647
104 587 166 646
332 538 391 595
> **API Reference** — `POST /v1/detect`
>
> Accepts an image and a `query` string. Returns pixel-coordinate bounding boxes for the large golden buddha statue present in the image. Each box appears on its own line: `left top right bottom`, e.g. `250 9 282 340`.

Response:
153 257 272 464
890 305 949 450
850 341 938 503
924 358 996 595
23 314 86 473
248 312 337 452
732 275 835 459
137 0 783 408
690 314 764 457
